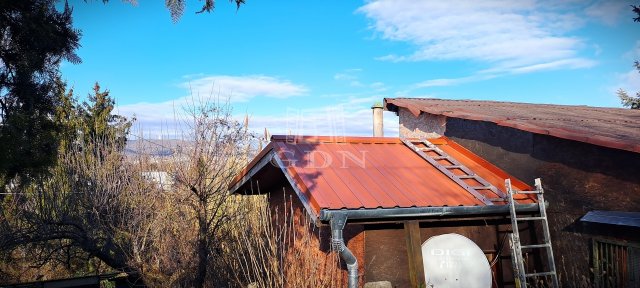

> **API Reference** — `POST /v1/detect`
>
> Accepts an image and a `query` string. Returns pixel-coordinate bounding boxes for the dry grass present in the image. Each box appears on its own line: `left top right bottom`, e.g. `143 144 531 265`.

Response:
225 192 344 288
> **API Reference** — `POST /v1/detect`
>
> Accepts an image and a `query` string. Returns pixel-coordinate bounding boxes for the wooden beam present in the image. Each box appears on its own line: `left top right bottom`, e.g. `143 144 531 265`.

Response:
404 221 425 288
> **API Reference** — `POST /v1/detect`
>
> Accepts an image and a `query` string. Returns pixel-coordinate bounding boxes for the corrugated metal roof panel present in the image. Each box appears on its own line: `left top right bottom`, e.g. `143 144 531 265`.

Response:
230 135 535 216
384 98 640 153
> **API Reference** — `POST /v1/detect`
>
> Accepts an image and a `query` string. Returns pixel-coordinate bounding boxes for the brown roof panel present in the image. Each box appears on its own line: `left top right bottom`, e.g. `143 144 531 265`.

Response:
384 98 640 153
230 135 535 217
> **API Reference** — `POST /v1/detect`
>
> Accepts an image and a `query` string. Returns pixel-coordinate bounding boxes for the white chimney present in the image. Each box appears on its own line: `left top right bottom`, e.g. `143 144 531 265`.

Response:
372 102 384 137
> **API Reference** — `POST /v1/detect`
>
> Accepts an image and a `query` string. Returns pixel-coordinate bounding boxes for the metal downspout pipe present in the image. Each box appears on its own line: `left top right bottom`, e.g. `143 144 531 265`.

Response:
330 213 358 288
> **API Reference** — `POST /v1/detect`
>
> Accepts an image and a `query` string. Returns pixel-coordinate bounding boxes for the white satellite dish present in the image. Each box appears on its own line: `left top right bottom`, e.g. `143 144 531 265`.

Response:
422 233 492 288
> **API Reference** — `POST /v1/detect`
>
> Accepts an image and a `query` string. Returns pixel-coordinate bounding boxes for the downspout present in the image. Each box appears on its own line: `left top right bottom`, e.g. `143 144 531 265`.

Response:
330 213 358 288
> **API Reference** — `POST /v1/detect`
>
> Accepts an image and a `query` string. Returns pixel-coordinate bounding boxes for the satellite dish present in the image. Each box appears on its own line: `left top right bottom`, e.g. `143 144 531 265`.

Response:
421 233 492 288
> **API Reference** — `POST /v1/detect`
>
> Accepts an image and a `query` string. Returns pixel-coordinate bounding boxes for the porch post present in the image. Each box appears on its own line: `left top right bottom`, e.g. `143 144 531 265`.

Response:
404 221 425 288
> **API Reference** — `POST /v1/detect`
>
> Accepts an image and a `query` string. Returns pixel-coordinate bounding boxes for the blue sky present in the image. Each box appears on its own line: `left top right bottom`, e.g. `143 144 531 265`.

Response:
61 0 640 138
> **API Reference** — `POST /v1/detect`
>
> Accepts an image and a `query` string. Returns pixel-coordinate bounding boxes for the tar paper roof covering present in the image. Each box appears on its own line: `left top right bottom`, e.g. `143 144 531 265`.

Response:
581 210 640 228
384 98 640 153
229 135 535 219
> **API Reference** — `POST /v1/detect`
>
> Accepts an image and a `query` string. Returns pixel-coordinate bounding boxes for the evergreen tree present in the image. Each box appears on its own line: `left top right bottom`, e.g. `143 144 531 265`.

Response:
80 83 132 150
0 82 136 282
54 80 81 154
0 0 81 184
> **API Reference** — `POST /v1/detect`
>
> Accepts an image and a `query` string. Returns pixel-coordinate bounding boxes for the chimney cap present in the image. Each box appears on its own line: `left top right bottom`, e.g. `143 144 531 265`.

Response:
371 102 384 109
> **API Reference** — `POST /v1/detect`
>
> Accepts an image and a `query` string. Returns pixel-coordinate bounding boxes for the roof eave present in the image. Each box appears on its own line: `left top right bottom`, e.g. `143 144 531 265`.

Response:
228 142 275 192
319 203 542 222
228 149 276 195
229 147 320 223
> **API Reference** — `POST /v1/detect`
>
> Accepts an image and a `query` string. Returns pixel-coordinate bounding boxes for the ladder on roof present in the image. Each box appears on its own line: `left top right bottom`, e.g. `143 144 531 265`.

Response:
507 178 559 288
401 138 508 205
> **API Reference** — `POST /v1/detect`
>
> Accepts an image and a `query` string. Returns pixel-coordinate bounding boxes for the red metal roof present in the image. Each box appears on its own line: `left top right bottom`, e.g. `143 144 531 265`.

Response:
385 98 640 153
230 135 534 218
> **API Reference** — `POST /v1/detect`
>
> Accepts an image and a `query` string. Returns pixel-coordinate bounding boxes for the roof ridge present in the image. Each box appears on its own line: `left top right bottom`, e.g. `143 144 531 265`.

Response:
270 135 402 144
386 97 626 109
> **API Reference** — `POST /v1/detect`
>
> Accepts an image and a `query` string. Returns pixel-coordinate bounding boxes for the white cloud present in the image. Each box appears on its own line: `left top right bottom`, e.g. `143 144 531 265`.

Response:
118 74 307 139
370 82 388 91
334 69 361 81
509 58 597 74
334 69 368 87
358 0 595 73
249 96 399 137
623 40 640 60
415 74 497 88
481 57 598 75
117 95 205 139
118 93 399 140
334 69 389 90
616 68 640 95
585 1 628 26
181 75 307 102
607 42 640 101
409 57 596 90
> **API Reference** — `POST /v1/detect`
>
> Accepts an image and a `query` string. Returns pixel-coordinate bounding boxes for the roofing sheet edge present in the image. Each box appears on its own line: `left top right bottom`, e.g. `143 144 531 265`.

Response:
384 98 640 154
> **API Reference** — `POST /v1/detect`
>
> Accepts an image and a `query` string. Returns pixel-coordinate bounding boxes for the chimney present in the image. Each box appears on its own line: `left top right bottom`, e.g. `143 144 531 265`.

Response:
372 102 384 137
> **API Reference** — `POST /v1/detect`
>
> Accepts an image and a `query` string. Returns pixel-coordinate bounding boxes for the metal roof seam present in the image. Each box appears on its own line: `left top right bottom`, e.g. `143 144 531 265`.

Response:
293 142 356 209
230 135 537 214
364 142 452 207
308 143 370 209
342 142 404 207
276 142 335 210
345 143 415 207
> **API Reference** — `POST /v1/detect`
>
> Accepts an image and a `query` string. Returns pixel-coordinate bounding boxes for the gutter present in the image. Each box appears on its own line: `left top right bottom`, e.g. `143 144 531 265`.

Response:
320 203 541 222
330 213 358 288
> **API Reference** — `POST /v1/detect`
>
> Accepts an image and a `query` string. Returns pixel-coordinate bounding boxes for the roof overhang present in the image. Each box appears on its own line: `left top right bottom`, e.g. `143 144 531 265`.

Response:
319 203 541 222
230 148 321 223
384 98 640 153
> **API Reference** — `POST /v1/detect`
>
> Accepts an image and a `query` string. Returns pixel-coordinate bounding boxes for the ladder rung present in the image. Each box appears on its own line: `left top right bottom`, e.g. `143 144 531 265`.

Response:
471 186 493 190
403 138 496 206
418 147 436 151
515 190 541 194
516 217 545 221
443 165 462 169
488 198 505 201
526 271 556 278
432 156 450 160
458 175 478 179
521 243 551 249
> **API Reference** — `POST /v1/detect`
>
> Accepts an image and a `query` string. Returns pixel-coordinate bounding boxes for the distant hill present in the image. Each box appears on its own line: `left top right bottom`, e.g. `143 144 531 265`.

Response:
125 139 194 157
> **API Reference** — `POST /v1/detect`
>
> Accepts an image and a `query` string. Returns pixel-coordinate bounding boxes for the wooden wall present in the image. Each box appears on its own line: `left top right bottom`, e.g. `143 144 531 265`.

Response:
363 218 536 288
398 107 640 287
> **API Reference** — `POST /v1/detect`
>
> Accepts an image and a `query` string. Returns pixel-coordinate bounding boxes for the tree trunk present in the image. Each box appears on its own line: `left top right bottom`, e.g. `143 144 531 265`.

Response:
194 210 209 288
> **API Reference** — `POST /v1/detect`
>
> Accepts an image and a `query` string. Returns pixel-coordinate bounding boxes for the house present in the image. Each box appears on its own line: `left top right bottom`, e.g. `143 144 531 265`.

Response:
229 135 549 287
141 171 174 191
384 98 640 287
